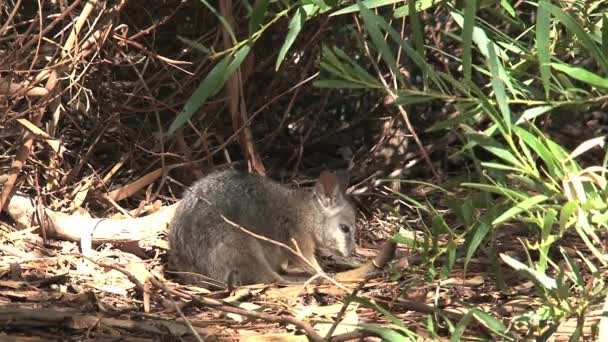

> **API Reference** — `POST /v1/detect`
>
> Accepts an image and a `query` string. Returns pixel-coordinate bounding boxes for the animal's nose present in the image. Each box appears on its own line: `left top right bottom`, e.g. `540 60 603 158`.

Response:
341 246 352 257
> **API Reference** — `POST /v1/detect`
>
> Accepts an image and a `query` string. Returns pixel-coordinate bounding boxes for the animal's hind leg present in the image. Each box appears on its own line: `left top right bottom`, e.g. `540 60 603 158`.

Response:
228 242 286 285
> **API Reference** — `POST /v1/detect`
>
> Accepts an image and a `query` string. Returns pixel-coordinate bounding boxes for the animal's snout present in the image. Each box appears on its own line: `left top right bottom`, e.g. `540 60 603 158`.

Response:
337 240 355 257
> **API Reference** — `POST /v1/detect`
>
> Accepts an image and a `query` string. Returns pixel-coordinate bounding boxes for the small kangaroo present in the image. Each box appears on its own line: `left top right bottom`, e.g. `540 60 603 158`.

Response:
167 169 356 286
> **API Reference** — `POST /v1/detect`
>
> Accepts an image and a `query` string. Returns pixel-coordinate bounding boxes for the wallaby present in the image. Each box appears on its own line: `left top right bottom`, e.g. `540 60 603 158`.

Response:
167 169 356 286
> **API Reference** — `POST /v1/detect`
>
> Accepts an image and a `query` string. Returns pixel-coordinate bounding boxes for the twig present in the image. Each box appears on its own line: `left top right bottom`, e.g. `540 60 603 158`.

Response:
172 300 205 342
82 255 147 293
325 272 381 339
0 0 97 215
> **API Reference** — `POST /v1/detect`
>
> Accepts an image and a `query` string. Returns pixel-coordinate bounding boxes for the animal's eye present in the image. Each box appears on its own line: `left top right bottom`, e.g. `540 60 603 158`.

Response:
339 224 350 233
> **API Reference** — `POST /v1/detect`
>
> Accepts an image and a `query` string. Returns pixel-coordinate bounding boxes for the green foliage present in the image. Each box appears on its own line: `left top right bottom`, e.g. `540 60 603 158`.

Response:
175 0 608 339
313 0 608 339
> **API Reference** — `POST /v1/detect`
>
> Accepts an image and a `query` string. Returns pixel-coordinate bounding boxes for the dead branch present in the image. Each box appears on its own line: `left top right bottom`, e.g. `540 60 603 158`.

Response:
5 194 177 244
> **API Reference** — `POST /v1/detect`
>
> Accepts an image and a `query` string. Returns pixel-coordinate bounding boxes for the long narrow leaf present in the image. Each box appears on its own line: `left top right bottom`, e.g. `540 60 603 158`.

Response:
466 133 523 167
358 3 404 84
513 126 561 178
500 253 558 290
248 0 270 36
169 45 251 134
408 0 425 65
492 195 548 226
394 0 441 18
487 41 511 134
540 2 608 72
464 222 491 274
330 0 403 16
552 62 608 89
276 5 315 70
536 0 552 98
462 0 477 83
451 12 517 96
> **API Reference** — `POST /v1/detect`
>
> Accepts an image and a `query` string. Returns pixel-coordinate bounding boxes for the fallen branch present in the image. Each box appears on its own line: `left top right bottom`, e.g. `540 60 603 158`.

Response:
6 194 177 244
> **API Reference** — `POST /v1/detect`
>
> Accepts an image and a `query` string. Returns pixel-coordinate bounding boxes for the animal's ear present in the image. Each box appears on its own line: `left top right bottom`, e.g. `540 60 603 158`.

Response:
314 170 349 210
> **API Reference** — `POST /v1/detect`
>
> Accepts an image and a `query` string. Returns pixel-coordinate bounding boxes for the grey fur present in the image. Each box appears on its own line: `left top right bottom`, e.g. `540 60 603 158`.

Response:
167 169 356 286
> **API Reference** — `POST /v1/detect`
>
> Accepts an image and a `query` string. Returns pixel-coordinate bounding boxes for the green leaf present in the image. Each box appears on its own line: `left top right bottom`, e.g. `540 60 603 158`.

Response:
427 105 480 131
440 238 457 279
539 209 557 272
492 195 548 226
408 0 425 64
451 12 516 96
169 45 251 135
332 47 379 84
471 309 509 336
394 0 442 18
500 0 515 17
358 324 414 341
540 2 608 72
330 0 403 17
313 80 370 88
513 126 561 178
551 62 608 89
226 44 252 75
603 13 608 56
466 133 523 167
392 231 418 248
575 216 608 265
276 5 314 70
177 36 211 54
382 20 446 91
384 186 429 211
500 253 558 290
541 209 557 242
481 162 521 173
358 2 403 84
451 311 473 342
536 0 552 98
394 94 435 105
515 105 553 124
487 41 511 134
461 183 526 201
199 0 235 42
462 0 477 83
248 0 270 36
464 222 491 274
560 247 584 287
